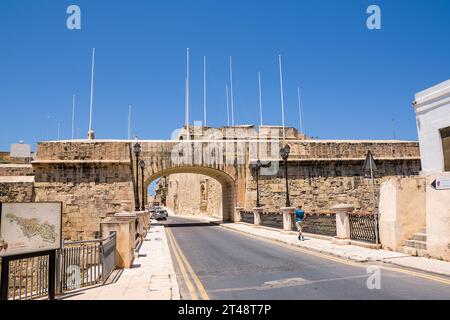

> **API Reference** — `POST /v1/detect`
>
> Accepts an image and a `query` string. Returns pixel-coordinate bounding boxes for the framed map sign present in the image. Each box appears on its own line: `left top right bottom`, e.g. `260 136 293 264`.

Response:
0 202 62 257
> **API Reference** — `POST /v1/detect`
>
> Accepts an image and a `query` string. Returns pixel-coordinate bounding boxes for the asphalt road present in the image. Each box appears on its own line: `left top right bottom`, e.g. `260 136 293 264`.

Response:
163 215 450 300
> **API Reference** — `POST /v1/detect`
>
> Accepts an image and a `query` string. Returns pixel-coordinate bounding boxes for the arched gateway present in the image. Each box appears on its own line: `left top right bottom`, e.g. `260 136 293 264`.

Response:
27 133 421 240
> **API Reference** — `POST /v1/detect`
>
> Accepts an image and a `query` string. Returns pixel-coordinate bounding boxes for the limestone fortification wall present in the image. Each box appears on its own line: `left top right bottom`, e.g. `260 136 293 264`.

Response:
0 176 34 202
0 138 422 240
244 159 421 213
0 164 34 176
166 173 222 217
32 141 135 240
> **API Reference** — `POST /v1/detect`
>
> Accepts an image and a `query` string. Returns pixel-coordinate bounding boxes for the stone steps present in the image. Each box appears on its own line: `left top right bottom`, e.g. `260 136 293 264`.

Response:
402 226 427 256
412 232 427 242
400 245 429 258
404 239 427 250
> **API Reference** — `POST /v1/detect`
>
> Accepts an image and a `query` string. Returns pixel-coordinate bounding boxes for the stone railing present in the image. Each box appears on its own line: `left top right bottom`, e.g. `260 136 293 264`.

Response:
291 212 336 237
100 210 151 269
236 193 379 248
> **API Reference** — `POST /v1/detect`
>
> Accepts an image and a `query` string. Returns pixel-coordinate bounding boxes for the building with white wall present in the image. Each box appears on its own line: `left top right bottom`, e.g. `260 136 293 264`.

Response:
413 79 450 174
413 79 450 260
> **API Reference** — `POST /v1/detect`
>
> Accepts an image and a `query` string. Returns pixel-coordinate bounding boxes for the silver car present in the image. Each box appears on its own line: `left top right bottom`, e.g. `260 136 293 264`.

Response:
152 209 168 220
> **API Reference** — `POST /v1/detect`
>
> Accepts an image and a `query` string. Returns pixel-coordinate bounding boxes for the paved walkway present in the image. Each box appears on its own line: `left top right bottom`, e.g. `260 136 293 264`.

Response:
60 224 180 300
221 222 450 278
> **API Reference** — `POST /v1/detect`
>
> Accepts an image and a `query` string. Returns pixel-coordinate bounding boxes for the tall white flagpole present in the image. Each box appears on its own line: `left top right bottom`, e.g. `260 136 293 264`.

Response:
278 54 286 141
229 56 235 126
88 48 96 139
297 87 304 135
185 48 190 140
128 105 132 140
226 84 230 126
71 94 76 140
258 72 263 126
203 56 207 127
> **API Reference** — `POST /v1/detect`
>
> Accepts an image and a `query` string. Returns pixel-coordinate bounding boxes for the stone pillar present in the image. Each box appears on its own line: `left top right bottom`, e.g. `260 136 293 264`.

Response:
281 207 295 231
235 207 243 222
253 207 263 226
136 211 146 240
331 195 354 245
100 212 137 268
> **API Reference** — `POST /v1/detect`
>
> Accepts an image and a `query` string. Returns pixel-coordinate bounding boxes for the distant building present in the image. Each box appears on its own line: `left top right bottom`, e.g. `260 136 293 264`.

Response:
0 141 34 164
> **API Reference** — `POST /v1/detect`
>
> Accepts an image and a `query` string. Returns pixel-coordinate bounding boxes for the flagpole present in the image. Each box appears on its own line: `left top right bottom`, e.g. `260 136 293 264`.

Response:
226 85 230 126
88 48 96 139
128 105 132 140
229 56 235 126
71 94 76 140
203 56 207 127
258 72 263 126
297 87 303 135
278 54 286 141
185 48 190 140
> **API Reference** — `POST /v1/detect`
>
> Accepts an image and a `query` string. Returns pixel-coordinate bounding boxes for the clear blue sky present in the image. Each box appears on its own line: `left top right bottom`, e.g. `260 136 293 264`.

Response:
1 0 449 151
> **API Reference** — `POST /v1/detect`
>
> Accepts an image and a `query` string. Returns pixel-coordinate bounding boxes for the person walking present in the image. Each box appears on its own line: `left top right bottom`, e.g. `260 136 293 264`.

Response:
294 205 305 241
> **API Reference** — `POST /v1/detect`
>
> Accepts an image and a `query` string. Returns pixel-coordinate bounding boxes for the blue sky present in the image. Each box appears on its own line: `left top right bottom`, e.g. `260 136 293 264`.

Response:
0 0 449 151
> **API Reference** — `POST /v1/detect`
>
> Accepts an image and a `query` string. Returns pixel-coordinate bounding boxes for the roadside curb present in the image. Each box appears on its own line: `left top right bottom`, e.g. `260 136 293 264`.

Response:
220 224 450 278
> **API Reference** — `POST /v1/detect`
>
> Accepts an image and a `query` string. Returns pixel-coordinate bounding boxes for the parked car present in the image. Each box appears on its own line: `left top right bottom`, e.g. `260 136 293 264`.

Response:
151 209 168 220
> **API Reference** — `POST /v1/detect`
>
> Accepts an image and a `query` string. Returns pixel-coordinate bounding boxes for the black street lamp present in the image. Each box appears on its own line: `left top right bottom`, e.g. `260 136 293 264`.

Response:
251 160 272 208
133 142 141 211
140 160 146 211
279 144 291 207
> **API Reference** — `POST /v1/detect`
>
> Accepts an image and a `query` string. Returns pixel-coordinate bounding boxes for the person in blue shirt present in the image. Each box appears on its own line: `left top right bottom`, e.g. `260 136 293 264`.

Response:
294 205 306 241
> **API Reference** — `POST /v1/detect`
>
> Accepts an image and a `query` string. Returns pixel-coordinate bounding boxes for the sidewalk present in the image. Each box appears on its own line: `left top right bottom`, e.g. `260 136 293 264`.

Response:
60 223 180 300
221 222 450 278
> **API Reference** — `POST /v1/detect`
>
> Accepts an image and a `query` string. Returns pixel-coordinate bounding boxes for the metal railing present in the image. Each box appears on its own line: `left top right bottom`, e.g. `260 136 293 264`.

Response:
0 233 116 300
60 232 116 292
260 212 283 229
349 213 377 244
240 210 254 224
0 255 50 300
292 212 337 237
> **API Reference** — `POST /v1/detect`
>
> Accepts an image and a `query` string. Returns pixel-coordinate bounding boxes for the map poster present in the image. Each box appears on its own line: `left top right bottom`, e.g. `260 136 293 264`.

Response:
0 202 62 257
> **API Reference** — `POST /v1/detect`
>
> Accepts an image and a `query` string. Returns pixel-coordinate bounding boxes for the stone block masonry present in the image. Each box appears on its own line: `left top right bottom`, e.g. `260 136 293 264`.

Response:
0 137 422 242
33 162 134 240
0 176 34 202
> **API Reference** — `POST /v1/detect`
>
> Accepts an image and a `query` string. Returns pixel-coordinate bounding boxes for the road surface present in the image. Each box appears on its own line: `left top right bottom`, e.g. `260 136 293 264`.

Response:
163 215 450 300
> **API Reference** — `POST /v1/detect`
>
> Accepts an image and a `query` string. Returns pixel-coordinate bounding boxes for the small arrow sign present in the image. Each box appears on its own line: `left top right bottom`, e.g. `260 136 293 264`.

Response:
431 178 450 190
363 150 377 172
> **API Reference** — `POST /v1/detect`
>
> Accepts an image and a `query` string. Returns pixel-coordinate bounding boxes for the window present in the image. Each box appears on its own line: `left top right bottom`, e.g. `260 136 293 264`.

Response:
440 126 450 172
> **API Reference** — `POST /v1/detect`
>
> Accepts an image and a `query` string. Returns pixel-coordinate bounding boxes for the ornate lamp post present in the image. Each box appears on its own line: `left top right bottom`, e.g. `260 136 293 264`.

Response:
252 160 272 208
133 142 141 211
279 144 291 207
140 160 146 211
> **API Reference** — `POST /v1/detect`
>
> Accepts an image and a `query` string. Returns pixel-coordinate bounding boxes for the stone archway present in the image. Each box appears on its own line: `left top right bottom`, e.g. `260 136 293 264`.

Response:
144 166 236 222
